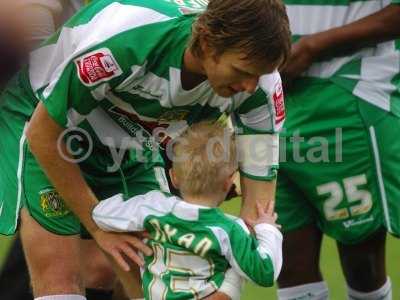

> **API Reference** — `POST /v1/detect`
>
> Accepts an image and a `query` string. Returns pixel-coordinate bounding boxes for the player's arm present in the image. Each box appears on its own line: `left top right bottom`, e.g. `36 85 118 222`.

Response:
240 177 276 220
26 51 152 271
219 214 283 287
283 3 400 81
233 72 283 220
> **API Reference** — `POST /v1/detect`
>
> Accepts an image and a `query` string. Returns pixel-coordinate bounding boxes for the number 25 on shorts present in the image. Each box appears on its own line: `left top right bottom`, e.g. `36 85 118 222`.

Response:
316 174 373 221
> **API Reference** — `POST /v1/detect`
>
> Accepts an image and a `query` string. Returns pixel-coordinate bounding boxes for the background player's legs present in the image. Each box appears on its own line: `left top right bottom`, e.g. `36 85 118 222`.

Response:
276 171 328 298
277 225 329 299
20 209 85 298
337 228 391 298
278 224 323 287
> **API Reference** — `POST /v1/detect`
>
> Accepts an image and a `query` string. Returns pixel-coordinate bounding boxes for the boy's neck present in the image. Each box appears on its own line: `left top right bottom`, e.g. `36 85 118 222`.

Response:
182 193 224 208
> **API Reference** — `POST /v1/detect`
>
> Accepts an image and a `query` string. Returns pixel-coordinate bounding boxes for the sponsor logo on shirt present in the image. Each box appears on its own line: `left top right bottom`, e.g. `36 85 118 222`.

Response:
273 82 285 124
75 48 122 86
39 189 71 218
108 106 189 147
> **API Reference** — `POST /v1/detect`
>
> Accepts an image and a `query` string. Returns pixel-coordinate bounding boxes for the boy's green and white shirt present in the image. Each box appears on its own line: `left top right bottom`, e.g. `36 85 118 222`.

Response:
25 0 284 180
285 0 400 115
93 191 283 299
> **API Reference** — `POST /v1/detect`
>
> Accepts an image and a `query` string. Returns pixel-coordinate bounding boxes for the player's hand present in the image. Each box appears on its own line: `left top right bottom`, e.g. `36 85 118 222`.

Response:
280 36 320 89
92 229 152 271
204 292 231 300
245 201 281 229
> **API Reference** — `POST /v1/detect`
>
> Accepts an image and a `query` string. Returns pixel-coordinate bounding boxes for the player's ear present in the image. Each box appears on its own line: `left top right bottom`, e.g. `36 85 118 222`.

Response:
169 169 179 189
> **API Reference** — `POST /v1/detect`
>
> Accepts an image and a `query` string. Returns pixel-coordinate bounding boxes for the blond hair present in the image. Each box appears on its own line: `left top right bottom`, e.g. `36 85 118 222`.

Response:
172 121 237 197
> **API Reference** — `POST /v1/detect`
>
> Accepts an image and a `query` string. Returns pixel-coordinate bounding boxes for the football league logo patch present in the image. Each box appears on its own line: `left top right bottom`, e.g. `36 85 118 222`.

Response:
39 189 71 218
273 82 285 124
75 48 122 86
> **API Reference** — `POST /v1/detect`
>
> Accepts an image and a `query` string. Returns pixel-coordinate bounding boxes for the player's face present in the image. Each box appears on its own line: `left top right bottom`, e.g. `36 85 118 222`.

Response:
202 49 277 97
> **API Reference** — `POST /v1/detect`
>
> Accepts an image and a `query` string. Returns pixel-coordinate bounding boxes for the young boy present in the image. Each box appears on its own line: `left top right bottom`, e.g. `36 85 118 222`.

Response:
92 122 283 299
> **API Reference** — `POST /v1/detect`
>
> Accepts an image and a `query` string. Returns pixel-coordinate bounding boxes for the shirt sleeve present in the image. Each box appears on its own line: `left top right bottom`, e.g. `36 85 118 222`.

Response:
233 71 284 181
221 221 283 287
92 191 173 232
92 193 147 232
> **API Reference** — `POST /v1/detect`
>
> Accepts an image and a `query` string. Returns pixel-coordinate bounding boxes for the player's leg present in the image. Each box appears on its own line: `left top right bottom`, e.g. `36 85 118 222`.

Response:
276 79 387 299
336 102 400 299
20 208 85 299
276 172 327 299
337 228 390 299
278 225 323 287
0 85 85 299
80 239 116 300
21 139 90 299
0 82 115 299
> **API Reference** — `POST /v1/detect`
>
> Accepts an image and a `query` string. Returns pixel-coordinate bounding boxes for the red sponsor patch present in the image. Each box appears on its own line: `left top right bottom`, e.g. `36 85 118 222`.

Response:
75 48 122 86
273 82 285 124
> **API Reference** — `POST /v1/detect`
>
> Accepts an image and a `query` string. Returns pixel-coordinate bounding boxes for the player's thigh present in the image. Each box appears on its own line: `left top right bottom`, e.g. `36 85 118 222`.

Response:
20 208 83 296
337 228 387 291
276 172 323 287
281 80 383 245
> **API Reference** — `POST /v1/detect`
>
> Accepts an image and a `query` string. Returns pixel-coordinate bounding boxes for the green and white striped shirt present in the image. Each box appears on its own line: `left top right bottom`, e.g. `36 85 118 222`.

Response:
22 0 284 180
285 0 400 114
93 191 283 299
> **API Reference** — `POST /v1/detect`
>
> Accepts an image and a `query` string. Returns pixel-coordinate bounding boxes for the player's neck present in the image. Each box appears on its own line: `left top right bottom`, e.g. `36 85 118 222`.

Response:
181 48 207 90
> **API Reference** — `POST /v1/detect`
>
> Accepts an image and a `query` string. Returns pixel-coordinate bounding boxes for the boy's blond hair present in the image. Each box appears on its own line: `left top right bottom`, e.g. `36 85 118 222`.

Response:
172 121 237 197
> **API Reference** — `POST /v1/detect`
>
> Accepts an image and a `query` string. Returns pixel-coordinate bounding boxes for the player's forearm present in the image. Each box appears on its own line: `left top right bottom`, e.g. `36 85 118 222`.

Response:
26 103 100 234
308 4 400 61
240 177 276 220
